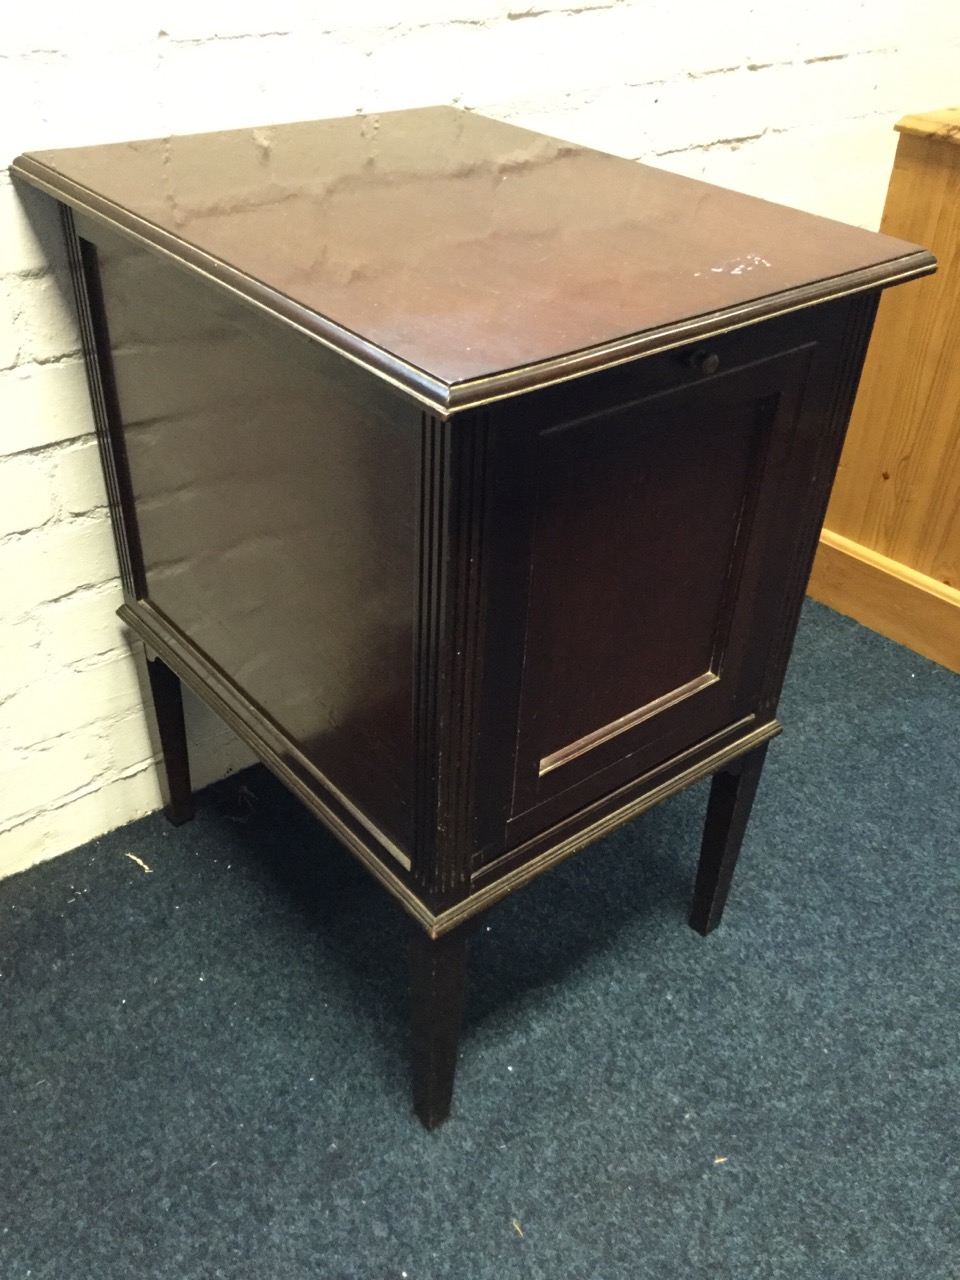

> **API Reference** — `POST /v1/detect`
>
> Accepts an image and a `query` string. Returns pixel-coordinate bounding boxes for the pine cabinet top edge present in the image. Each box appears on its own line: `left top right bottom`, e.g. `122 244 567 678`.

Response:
895 107 960 146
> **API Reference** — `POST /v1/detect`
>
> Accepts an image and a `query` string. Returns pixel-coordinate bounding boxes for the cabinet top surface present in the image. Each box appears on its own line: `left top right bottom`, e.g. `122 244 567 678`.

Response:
896 106 960 145
14 106 934 410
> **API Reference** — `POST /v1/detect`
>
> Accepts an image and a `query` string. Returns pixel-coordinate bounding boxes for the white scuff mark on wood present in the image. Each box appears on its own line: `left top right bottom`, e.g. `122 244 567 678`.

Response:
708 253 772 277
125 853 152 873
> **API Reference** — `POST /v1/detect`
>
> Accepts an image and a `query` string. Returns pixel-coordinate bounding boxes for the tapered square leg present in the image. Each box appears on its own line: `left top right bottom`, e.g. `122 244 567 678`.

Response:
409 918 477 1130
145 655 196 826
689 742 769 936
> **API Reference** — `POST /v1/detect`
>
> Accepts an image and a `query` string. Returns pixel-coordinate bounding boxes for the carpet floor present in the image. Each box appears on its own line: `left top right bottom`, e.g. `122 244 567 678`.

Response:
1 600 958 1279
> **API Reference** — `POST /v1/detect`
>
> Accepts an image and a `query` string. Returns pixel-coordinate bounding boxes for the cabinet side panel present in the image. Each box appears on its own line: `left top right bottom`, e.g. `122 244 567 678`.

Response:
86 223 420 854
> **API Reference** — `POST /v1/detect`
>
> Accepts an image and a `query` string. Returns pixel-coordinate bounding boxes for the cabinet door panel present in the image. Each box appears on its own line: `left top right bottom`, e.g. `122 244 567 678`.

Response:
508 345 814 823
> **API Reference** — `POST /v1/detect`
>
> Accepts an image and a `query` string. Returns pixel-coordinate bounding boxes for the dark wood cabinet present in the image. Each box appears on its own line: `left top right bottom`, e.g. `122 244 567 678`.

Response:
13 107 934 1126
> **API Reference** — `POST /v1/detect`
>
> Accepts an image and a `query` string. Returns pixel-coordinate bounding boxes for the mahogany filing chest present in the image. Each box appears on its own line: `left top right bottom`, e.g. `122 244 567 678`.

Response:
13 108 934 1126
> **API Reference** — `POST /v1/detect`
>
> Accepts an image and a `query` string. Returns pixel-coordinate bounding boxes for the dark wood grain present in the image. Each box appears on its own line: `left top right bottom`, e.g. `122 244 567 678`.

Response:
145 656 195 826
409 916 478 1129
15 109 932 1125
118 598 427 920
509 352 783 813
60 206 144 600
13 108 934 410
468 718 781 922
690 742 769 935
82 217 421 862
413 411 490 912
474 312 819 848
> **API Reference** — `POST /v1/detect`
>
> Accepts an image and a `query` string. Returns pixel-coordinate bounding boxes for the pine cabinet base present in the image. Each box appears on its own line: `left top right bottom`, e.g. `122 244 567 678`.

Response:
811 529 960 672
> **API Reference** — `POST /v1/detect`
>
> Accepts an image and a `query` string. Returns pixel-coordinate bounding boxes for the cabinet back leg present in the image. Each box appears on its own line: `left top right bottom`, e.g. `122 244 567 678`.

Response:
689 742 768 936
146 655 196 826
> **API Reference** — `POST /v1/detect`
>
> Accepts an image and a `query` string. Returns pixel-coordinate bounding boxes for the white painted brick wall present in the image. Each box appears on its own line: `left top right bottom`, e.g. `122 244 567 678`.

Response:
2 0 959 878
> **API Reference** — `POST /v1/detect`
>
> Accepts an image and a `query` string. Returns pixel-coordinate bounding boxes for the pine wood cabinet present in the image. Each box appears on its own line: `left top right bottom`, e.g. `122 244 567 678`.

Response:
809 107 960 672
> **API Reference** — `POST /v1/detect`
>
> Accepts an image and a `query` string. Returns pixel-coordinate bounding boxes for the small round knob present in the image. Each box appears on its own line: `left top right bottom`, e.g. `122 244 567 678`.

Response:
685 349 721 376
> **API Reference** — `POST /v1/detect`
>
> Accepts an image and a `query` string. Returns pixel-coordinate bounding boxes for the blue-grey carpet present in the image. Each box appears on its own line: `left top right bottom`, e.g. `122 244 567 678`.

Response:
1 600 958 1279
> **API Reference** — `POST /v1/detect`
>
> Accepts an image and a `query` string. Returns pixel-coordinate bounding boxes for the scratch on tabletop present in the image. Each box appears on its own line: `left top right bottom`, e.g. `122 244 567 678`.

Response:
512 1219 524 1237
125 853 153 874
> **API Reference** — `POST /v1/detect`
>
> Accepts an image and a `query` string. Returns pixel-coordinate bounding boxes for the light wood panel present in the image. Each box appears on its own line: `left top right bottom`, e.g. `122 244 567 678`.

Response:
812 529 960 672
895 106 960 143
809 109 960 672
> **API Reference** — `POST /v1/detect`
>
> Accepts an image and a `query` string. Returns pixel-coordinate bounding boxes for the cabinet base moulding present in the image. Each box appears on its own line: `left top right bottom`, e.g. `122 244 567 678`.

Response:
808 528 960 674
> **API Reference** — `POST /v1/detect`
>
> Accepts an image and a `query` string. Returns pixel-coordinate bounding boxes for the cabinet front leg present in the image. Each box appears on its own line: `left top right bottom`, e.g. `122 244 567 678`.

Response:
409 917 478 1130
145 655 196 827
689 742 769 936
